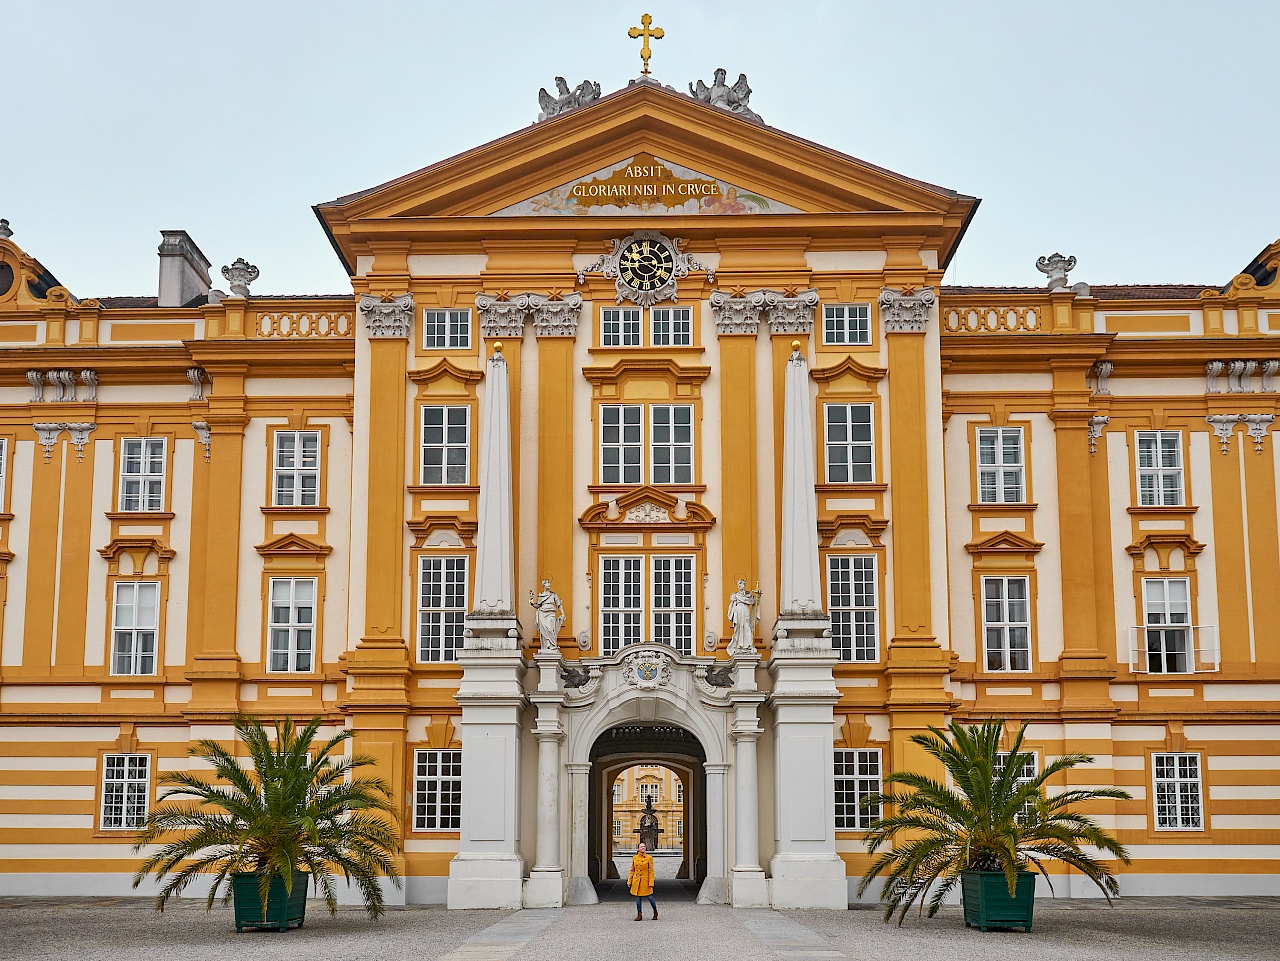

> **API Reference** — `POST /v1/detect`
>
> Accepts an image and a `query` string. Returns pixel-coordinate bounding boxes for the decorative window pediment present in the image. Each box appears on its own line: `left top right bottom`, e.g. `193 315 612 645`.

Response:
407 514 478 549
1126 532 1205 572
579 485 715 532
98 536 176 576
254 533 332 573
964 530 1044 562
409 357 484 395
818 514 887 548
811 356 888 389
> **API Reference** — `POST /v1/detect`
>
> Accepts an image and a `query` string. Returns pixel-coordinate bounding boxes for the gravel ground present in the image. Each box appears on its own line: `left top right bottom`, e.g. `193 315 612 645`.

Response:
3 893 1278 961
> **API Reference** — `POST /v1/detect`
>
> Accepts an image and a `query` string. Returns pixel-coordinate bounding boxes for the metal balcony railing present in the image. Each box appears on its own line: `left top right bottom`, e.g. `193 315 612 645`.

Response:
1127 625 1219 674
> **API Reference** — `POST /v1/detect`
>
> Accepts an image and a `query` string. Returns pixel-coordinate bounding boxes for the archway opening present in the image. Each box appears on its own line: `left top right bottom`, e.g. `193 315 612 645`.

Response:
588 724 707 901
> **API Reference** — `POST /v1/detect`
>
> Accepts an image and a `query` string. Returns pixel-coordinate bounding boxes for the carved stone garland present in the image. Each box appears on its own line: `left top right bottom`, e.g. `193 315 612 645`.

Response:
358 293 415 339
879 287 937 333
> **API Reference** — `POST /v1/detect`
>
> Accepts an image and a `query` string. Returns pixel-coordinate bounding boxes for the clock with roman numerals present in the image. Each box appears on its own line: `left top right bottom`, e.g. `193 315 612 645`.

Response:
576 230 714 308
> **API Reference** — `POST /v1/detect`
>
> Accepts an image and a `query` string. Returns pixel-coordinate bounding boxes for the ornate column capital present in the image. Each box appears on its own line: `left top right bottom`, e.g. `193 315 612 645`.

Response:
765 288 819 335
878 286 936 333
358 292 414 339
476 292 530 339
529 292 583 337
709 288 765 335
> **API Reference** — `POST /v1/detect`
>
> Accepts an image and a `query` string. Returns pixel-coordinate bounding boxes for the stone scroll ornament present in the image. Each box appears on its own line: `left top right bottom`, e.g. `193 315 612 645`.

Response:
536 77 601 121
358 293 414 339
689 68 763 124
878 287 937 333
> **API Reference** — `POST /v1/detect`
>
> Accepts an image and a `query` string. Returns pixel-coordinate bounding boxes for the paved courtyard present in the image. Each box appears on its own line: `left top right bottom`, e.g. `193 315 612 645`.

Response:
2 891 1277 961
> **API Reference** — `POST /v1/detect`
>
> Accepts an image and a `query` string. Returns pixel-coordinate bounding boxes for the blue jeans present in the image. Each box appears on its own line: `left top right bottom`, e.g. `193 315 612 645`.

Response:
635 894 657 913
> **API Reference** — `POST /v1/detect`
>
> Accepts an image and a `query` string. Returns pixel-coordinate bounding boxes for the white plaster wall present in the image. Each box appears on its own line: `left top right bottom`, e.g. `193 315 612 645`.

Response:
1107 432 1136 663
943 415 977 664
1 442 33 665
944 372 1054 392
236 418 281 664
1027 412 1064 663
347 323 372 649
700 301 722 648
164 439 194 667
753 332 777 631
243 377 352 397
518 329 538 639
319 418 352 664
1189 432 1220 639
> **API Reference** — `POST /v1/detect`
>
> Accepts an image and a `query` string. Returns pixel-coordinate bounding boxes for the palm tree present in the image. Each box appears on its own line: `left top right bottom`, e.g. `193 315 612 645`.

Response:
857 719 1131 924
132 715 402 919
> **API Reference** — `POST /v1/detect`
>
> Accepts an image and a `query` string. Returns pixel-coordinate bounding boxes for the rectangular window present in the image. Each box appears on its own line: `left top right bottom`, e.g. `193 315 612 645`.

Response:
0 437 7 510
267 577 316 673
828 556 878 662
119 438 166 512
640 784 659 803
651 307 692 347
601 556 642 656
982 576 1032 672
613 782 623 803
601 307 642 347
824 403 874 483
1154 753 1203 830
421 406 469 485
422 308 471 349
1143 578 1191 673
651 555 694 655
834 748 881 830
111 581 160 675
677 818 684 837
613 819 621 837
977 427 1025 503
1136 431 1184 506
601 405 643 485
413 749 462 830
418 556 467 662
676 782 684 803
823 304 871 346
995 751 1039 820
101 754 150 830
650 405 693 484
273 430 321 507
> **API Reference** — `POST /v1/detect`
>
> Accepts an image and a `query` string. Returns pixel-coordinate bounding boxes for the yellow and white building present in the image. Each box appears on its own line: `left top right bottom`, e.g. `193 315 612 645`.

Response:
0 75 1277 908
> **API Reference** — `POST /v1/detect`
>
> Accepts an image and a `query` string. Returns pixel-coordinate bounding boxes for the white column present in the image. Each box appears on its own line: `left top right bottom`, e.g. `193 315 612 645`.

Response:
524 650 566 907
566 762 598 904
695 762 730 904
729 651 768 907
449 343 527 910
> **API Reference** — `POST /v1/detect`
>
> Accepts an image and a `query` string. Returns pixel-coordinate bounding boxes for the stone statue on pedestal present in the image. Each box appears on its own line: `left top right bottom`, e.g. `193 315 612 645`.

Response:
727 578 762 655
635 797 663 852
528 579 565 651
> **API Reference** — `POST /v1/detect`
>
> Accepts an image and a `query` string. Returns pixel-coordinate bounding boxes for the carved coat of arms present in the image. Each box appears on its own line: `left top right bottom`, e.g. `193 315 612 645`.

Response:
623 650 672 691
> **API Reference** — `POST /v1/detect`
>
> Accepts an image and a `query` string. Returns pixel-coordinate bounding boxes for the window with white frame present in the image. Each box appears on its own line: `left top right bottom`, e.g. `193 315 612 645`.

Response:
995 750 1039 821
1143 578 1191 673
677 818 684 837
413 749 461 830
828 555 878 662
977 427 1025 503
601 307 642 347
421 406 469 485
101 754 150 829
651 556 694 655
650 405 693 484
119 438 166 512
1136 431 1184 507
1153 753 1203 830
639 782 659 803
676 782 684 804
273 430 321 507
600 405 644 484
111 581 159 675
418 556 467 662
0 437 7 510
982 576 1032 672
822 304 871 346
613 782 623 803
422 308 471 350
600 556 642 656
834 748 881 830
651 307 693 347
267 577 316 673
824 403 874 483
613 819 622 836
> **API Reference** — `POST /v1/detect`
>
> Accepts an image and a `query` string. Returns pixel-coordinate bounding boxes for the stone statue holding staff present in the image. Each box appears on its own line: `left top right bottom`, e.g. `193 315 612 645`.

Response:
727 578 762 655
528 579 565 651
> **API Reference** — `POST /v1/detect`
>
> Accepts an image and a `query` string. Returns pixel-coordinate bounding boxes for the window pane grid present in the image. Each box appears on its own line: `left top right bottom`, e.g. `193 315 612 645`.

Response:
273 430 321 506
822 304 871 346
601 556 642 656
102 753 150 829
1143 577 1191 673
111 581 160 675
982 576 1031 672
1154 753 1202 830
601 405 644 485
1136 431 1184 506
602 308 642 347
651 307 692 347
419 556 467 662
267 577 316 672
413 749 462 830
422 309 471 349
829 556 878 662
977 427 1025 503
650 405 693 484
119 438 166 512
834 748 881 829
421 406 469 485
824 404 874 483
651 555 694 655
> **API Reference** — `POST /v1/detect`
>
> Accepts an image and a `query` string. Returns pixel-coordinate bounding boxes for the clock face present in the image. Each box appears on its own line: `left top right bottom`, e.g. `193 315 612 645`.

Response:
617 239 675 292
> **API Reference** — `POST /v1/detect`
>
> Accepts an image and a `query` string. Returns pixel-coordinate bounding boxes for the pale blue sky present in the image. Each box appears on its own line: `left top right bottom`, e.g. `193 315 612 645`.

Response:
2 1 1275 297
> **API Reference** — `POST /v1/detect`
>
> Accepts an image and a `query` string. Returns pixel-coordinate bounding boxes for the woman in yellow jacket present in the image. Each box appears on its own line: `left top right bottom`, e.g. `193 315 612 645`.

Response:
628 842 657 920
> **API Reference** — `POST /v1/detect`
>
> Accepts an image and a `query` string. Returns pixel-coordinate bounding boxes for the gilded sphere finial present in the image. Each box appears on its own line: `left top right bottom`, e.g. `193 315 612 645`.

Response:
791 339 801 352
493 341 503 354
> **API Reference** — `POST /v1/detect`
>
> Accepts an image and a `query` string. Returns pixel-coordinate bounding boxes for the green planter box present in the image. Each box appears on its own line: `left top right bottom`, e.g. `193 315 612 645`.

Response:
232 870 309 933
961 869 1035 932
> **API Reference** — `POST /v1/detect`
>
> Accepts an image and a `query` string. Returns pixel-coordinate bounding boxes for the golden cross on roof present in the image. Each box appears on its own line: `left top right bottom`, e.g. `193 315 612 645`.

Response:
628 13 664 77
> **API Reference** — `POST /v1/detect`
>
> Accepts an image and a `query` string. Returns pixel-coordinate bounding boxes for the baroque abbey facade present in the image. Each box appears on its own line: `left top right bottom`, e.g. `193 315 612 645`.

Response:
0 78 1278 908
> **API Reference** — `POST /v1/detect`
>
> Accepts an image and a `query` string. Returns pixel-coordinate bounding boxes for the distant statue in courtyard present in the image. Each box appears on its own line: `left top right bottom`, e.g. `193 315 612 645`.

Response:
635 797 663 852
727 578 762 655
529 579 565 651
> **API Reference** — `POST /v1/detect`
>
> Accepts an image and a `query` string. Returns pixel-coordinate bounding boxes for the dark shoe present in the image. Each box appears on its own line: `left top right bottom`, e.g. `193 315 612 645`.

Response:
651 909 658 920
634 912 642 921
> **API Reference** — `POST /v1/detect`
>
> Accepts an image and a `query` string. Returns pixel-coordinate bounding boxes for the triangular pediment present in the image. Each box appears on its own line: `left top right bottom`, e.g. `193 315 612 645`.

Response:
315 81 978 272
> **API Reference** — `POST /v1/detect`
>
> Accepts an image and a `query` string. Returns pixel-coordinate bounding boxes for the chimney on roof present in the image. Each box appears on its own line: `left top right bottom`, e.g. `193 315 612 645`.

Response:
157 230 212 307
